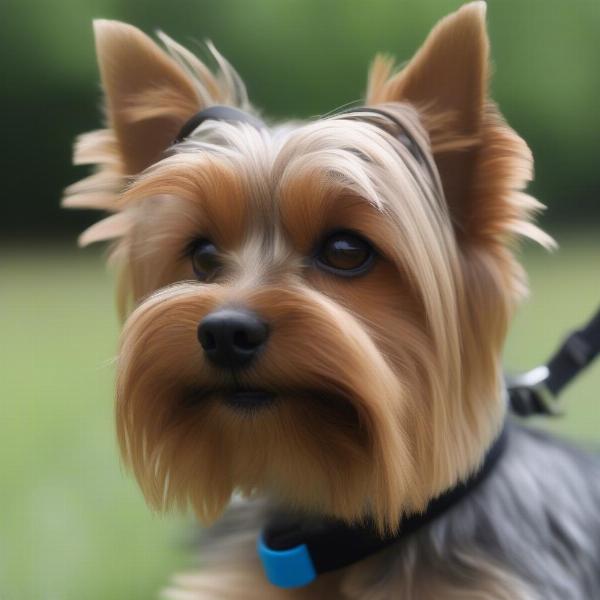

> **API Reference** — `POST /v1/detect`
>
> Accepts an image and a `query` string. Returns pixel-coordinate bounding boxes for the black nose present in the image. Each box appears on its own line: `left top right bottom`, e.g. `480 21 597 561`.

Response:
197 308 269 369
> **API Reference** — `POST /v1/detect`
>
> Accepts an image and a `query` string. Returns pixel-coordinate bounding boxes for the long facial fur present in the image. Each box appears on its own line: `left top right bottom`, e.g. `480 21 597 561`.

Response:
112 106 516 532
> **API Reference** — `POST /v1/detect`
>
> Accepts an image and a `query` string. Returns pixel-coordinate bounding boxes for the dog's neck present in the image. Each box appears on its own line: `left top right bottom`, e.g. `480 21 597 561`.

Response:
258 421 509 589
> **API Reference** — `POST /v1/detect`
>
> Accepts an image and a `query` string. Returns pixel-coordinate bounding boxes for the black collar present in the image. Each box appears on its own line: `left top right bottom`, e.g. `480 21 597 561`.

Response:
258 424 508 588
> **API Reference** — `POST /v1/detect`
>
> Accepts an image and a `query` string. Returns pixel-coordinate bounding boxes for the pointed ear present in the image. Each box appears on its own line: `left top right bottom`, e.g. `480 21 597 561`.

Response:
94 20 200 174
375 1 488 138
367 2 550 248
63 22 250 248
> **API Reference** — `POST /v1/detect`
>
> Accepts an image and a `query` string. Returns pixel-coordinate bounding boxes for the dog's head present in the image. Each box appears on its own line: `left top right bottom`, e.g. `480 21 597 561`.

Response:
65 2 552 532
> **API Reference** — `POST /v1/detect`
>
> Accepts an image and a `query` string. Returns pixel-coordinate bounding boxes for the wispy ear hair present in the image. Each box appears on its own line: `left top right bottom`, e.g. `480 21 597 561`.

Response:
62 21 254 251
365 2 554 252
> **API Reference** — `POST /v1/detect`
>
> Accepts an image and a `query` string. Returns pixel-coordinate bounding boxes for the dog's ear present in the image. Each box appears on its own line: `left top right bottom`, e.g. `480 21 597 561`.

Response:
370 1 487 139
64 23 249 245
93 20 201 174
367 2 550 248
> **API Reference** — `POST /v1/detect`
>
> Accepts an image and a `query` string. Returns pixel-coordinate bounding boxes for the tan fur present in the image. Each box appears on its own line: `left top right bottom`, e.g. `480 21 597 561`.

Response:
64 2 554 597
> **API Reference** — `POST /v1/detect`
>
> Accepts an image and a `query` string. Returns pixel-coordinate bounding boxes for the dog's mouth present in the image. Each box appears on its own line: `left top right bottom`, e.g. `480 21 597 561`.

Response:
183 384 361 424
224 389 276 411
184 386 277 413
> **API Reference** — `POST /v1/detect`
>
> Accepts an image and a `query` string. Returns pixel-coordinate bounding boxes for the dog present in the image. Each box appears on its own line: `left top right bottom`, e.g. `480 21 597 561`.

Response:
63 2 600 598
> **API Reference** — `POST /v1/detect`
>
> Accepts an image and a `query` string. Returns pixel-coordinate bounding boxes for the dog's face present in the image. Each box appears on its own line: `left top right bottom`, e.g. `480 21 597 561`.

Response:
65 2 551 531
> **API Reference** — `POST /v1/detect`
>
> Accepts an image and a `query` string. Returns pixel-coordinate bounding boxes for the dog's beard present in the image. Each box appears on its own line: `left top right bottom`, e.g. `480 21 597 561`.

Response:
116 280 434 532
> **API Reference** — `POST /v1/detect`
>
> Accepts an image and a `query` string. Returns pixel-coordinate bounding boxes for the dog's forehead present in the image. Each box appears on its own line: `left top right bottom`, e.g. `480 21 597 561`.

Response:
166 118 385 217
169 112 430 210
132 111 441 269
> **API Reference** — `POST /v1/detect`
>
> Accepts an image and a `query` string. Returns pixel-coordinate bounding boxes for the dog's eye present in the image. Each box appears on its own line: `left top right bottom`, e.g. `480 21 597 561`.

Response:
190 239 221 281
316 231 374 276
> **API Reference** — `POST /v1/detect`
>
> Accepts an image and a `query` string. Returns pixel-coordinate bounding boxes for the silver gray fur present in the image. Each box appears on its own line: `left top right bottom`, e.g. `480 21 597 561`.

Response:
398 423 600 598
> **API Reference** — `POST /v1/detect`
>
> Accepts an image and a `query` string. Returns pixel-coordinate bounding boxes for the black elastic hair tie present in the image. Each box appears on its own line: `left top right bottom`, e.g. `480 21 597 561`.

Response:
174 105 266 144
335 106 427 166
173 104 434 184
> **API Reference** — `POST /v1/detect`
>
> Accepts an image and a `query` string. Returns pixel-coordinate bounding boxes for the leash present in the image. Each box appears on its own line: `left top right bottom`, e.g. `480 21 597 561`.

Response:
507 305 600 416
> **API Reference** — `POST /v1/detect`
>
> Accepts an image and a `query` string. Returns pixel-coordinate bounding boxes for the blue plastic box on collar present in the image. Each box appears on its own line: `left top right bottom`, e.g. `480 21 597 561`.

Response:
257 535 317 589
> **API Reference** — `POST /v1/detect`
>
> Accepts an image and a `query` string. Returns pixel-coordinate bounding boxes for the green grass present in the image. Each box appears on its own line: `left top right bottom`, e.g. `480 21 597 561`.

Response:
1 233 599 600
1 246 187 600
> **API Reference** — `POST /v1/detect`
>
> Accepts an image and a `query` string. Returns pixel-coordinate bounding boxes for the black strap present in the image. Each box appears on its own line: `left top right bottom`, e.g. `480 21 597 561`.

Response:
508 305 600 416
261 424 507 581
174 105 265 144
335 107 427 165
546 306 600 394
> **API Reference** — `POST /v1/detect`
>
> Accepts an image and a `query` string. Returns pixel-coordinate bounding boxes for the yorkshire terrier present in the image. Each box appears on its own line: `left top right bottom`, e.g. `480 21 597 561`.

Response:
64 3 600 598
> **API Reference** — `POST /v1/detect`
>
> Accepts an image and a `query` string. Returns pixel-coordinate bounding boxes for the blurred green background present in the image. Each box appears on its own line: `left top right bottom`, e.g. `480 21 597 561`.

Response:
1 0 599 599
